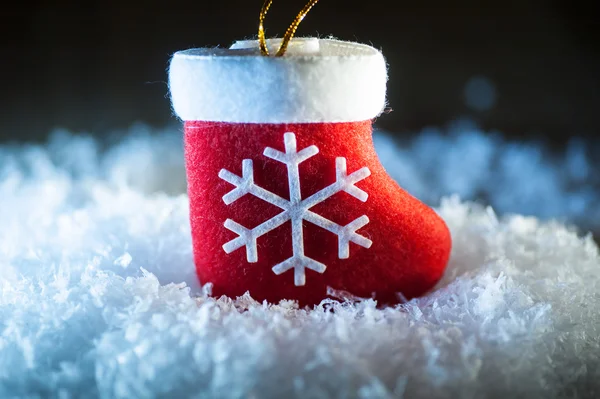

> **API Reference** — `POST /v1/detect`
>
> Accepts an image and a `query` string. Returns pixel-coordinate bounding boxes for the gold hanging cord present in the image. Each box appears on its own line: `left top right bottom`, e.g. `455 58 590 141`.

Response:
258 0 321 57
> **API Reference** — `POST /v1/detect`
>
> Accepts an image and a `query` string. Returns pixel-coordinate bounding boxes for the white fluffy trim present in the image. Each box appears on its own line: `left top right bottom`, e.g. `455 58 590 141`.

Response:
169 38 388 123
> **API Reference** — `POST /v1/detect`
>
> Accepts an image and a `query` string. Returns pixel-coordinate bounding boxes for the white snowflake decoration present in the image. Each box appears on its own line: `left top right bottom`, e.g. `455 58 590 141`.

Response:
218 132 372 286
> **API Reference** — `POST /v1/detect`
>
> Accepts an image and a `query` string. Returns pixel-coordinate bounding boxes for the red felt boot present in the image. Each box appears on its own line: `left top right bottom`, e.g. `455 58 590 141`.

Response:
169 38 451 306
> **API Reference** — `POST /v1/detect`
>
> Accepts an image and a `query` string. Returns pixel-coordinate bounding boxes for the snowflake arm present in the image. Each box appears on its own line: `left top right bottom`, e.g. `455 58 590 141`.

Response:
264 132 318 204
222 211 291 262
218 159 288 209
302 158 371 209
263 132 319 166
221 220 258 262
304 211 373 259
272 215 326 286
272 254 326 287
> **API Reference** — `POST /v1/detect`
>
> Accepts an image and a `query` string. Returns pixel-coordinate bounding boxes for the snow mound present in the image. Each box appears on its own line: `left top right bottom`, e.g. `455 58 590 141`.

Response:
0 123 598 398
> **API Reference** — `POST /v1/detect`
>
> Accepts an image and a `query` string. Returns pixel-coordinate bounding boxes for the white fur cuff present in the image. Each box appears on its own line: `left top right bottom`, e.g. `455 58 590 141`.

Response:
169 38 388 124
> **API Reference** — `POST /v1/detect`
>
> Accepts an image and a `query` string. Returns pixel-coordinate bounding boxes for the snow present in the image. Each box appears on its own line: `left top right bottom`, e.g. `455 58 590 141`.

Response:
220 132 371 285
0 122 599 398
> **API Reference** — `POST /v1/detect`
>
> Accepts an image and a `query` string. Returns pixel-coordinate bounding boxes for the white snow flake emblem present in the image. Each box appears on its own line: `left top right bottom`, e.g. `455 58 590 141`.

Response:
218 132 372 286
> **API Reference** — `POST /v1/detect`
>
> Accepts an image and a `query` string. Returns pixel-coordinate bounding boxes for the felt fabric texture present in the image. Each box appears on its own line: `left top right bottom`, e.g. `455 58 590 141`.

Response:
0 125 599 398
185 120 451 305
169 38 387 123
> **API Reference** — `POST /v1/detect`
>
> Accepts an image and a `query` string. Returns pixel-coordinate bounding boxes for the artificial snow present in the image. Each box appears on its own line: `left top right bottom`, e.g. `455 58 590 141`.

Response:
0 122 599 398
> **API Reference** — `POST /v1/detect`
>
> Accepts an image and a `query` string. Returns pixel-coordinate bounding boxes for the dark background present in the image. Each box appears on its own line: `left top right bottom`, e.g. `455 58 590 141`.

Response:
0 0 598 142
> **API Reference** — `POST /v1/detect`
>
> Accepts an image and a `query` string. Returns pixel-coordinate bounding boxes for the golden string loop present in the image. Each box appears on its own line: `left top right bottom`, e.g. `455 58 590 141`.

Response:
258 0 321 57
